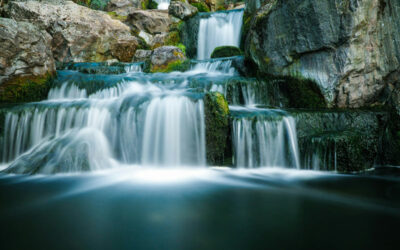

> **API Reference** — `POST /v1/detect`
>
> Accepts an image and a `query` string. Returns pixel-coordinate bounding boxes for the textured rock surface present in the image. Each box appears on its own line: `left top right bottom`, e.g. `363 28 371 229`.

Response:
169 0 197 20
0 17 55 102
245 0 400 108
150 45 186 72
6 1 140 62
0 18 55 85
106 0 142 15
204 91 231 165
133 49 153 62
293 110 388 171
126 9 171 34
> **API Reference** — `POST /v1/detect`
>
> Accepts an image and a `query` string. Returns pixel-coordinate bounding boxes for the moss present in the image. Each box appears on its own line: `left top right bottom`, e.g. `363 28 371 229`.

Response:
204 92 231 165
210 46 242 58
141 0 158 9
275 75 327 109
191 2 210 12
150 59 190 73
107 11 128 22
0 73 54 103
165 31 181 46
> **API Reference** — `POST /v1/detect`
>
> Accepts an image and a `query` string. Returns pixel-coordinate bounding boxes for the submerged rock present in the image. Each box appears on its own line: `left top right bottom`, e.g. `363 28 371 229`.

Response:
210 46 242 58
204 92 231 165
6 1 140 62
0 18 56 103
169 0 198 20
150 46 187 72
245 0 400 108
2 128 116 174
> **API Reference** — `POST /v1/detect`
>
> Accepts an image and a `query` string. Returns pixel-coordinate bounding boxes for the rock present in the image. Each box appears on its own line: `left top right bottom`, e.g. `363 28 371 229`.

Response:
0 18 56 103
133 49 153 62
210 46 242 58
204 91 231 165
105 0 143 16
293 110 388 172
150 45 187 72
245 0 400 108
126 9 171 35
6 1 141 62
168 0 197 20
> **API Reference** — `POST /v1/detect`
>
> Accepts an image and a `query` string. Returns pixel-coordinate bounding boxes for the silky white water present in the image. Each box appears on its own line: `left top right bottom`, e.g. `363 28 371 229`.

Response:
231 107 301 168
197 10 244 59
154 0 170 10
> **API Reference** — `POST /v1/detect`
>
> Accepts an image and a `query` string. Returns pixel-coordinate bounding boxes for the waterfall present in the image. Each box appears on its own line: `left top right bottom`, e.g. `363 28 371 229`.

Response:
1 72 206 173
197 9 244 60
190 58 237 75
231 107 300 168
154 0 170 10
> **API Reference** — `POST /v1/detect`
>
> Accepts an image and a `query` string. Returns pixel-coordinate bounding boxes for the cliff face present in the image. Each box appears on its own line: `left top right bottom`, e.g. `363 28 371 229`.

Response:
244 0 400 108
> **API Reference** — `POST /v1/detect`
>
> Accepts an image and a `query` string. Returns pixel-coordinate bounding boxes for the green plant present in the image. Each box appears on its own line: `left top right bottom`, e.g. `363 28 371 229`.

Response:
190 2 210 12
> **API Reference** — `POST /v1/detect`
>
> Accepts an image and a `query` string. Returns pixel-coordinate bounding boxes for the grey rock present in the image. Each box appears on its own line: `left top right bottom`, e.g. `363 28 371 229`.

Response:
150 45 186 69
133 49 153 62
245 0 400 108
126 9 171 35
6 1 140 62
168 0 197 20
0 17 55 85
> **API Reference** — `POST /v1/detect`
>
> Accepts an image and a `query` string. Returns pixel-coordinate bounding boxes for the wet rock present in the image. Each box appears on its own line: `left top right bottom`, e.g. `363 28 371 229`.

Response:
126 9 171 35
0 18 56 103
293 110 388 172
168 0 197 20
245 0 400 108
210 46 242 58
133 49 153 62
204 92 231 165
6 1 140 62
150 46 186 72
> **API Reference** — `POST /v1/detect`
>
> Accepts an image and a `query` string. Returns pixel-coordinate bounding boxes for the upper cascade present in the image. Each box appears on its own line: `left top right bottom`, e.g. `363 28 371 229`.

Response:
155 0 170 9
197 9 244 60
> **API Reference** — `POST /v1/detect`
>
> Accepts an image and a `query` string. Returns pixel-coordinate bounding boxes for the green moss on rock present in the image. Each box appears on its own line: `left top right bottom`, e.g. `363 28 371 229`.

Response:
150 59 190 73
141 0 158 9
0 74 54 103
107 11 128 22
276 76 327 109
211 46 242 58
191 2 210 12
204 92 231 165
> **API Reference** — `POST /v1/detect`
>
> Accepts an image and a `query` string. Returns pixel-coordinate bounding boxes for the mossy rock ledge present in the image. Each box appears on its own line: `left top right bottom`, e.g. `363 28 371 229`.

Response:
211 46 242 59
150 46 189 73
204 92 231 166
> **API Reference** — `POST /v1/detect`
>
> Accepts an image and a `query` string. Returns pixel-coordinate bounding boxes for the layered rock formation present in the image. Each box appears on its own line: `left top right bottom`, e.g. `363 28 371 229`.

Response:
245 0 400 108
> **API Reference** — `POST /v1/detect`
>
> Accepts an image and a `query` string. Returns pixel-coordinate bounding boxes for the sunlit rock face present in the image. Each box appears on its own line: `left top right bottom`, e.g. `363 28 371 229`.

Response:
245 0 400 108
5 0 140 62
0 18 55 86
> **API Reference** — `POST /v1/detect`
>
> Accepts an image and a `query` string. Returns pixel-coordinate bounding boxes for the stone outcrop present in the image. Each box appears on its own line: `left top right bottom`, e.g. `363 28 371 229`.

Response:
168 0 197 20
0 17 56 102
150 45 186 72
6 1 141 62
126 9 171 34
133 49 153 62
245 0 400 108
106 0 142 16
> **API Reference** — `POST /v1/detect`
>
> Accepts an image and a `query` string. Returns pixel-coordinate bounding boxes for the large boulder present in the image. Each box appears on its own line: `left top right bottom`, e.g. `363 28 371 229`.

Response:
168 0 197 20
6 1 141 62
0 18 56 102
245 0 400 108
126 9 171 35
150 45 186 72
105 0 141 16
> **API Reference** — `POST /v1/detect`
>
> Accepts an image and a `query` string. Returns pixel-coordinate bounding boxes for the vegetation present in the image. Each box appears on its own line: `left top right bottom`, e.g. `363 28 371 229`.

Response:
0 74 54 103
141 0 158 10
211 46 242 58
190 2 210 12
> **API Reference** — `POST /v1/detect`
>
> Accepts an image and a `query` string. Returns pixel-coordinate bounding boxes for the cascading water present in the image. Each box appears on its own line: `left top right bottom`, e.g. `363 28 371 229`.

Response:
154 0 170 10
230 107 300 168
197 9 244 59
